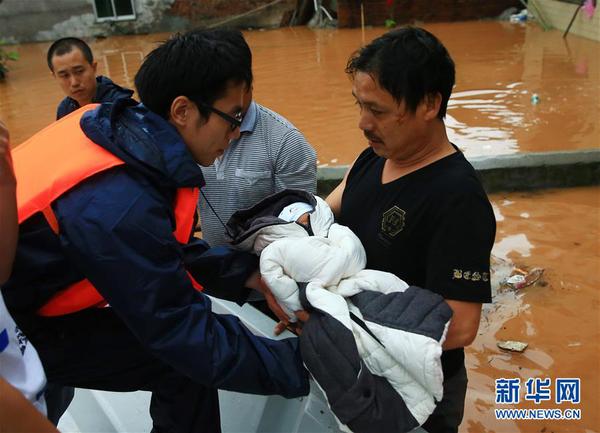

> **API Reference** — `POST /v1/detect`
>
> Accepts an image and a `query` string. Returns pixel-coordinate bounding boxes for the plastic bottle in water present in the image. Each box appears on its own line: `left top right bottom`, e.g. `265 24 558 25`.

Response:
531 93 540 105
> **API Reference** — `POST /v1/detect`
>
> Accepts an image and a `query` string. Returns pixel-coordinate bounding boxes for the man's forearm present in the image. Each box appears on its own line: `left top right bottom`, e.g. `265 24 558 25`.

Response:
0 378 58 433
442 324 478 350
442 299 483 350
0 184 18 283
0 120 18 283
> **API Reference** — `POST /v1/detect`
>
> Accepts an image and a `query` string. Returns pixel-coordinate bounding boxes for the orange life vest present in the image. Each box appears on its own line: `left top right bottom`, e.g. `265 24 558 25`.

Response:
13 105 202 317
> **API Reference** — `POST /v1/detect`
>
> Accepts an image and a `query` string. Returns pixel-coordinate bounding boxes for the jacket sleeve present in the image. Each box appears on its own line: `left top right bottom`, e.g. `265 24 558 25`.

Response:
56 98 81 120
97 84 135 104
182 239 257 304
54 169 309 398
56 99 69 120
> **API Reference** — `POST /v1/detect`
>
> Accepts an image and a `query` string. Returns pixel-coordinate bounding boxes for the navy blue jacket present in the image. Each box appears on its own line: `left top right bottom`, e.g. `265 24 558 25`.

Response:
56 75 134 120
3 99 309 398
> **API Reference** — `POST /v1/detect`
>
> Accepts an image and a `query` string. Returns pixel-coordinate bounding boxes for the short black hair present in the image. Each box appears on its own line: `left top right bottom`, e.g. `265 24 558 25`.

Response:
346 26 455 120
208 29 253 89
134 29 253 119
47 37 94 72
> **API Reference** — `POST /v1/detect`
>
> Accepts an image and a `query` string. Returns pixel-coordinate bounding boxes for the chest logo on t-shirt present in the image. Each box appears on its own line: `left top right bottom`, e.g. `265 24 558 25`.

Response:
381 206 406 238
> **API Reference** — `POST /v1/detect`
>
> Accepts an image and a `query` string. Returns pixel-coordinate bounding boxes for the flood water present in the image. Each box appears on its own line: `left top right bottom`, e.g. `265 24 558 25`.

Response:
471 187 599 433
1 21 599 164
1 21 599 433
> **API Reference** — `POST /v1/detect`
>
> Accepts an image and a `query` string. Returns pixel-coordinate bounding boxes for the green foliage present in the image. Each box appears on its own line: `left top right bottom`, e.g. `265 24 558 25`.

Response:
0 39 19 80
384 18 397 29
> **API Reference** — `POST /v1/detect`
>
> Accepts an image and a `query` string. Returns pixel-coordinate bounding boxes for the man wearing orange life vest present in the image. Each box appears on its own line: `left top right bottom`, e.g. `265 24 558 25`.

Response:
2 29 308 433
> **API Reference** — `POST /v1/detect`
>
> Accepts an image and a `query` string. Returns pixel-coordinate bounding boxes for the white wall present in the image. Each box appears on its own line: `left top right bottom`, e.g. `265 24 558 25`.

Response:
536 0 600 41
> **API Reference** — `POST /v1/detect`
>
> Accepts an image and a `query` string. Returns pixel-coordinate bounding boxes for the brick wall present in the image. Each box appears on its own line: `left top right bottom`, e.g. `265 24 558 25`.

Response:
170 0 258 20
337 0 522 28
169 0 289 20
535 0 600 41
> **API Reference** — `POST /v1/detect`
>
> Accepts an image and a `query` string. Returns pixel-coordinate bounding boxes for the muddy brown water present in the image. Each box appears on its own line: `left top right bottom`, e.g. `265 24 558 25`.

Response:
1 22 598 162
470 187 600 433
0 22 598 433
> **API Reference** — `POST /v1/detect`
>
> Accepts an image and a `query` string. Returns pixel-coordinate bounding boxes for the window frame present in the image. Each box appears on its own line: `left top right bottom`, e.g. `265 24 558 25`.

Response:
92 0 136 23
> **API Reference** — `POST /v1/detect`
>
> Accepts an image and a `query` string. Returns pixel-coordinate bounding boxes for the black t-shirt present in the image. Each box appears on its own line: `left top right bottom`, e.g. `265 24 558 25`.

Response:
339 147 496 377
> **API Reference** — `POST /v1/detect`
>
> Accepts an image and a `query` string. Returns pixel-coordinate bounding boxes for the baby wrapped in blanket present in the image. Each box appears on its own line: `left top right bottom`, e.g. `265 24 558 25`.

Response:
226 189 453 433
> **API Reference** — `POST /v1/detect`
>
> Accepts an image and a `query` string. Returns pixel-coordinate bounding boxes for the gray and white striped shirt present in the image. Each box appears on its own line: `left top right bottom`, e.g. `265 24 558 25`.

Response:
199 101 317 247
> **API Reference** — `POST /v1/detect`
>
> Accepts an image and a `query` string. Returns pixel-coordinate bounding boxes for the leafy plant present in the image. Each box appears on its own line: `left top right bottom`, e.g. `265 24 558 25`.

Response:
0 40 19 80
384 18 397 28
384 0 396 28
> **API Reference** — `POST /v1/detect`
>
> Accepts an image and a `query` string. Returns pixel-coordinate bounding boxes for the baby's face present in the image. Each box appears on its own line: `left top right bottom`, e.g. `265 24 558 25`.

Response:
296 213 310 226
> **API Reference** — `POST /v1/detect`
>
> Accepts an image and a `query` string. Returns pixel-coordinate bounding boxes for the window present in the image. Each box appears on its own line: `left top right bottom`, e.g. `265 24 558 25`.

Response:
93 0 136 22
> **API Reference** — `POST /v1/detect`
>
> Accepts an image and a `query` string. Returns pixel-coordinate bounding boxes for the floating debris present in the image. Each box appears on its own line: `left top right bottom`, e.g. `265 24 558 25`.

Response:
497 340 528 352
503 267 545 290
506 274 526 286
509 8 529 23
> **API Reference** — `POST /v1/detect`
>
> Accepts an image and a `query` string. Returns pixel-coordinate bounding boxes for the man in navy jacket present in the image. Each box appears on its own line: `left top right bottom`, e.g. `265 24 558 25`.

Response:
47 37 134 120
3 30 308 433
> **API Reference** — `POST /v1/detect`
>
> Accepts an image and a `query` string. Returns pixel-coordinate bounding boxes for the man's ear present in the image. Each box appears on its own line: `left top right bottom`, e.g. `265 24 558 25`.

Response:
169 96 193 127
423 92 442 121
91 60 98 74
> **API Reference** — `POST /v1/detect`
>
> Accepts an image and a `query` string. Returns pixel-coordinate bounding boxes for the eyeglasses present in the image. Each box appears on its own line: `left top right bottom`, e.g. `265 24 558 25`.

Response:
189 97 243 131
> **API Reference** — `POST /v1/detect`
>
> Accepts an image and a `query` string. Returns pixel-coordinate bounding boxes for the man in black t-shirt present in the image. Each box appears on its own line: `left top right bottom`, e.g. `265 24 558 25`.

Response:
325 27 496 433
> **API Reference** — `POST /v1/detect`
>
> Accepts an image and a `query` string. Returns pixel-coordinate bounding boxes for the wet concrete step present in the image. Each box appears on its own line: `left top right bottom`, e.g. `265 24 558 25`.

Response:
317 149 600 195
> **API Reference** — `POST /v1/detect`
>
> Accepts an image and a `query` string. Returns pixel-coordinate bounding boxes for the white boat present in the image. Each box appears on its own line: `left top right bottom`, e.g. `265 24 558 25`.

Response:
60 297 344 433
